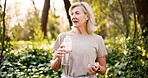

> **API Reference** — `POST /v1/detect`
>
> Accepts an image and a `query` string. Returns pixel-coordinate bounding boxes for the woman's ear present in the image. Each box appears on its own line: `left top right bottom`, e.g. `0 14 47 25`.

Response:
86 15 89 21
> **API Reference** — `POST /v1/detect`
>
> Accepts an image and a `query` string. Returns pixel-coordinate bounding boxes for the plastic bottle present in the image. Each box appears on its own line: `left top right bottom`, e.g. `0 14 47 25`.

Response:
61 36 72 66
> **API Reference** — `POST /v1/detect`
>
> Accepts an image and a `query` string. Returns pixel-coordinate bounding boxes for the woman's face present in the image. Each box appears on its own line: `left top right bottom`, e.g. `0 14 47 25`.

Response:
70 6 88 28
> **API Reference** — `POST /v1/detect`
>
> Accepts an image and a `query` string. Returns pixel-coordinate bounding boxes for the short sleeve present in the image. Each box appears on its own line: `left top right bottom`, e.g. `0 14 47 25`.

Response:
52 33 66 51
97 36 107 57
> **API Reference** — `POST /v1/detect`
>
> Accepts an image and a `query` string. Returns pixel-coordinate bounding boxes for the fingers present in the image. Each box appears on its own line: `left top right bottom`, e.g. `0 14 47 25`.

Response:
88 63 100 74
88 64 94 73
54 48 66 58
66 50 72 53
88 64 96 75
91 65 98 71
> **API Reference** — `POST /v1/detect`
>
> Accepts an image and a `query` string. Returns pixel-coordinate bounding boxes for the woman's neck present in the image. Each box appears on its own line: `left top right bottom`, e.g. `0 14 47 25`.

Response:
72 26 88 34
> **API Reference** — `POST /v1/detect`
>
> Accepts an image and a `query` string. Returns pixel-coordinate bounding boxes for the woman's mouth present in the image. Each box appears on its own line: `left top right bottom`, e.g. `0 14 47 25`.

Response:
72 20 78 24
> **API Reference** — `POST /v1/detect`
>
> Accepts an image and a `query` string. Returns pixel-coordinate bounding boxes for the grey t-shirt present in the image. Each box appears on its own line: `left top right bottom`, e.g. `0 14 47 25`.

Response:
53 31 107 77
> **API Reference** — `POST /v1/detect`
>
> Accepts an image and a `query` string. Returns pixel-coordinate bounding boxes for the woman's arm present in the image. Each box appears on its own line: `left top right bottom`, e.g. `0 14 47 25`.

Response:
96 56 107 75
51 52 61 71
51 49 65 71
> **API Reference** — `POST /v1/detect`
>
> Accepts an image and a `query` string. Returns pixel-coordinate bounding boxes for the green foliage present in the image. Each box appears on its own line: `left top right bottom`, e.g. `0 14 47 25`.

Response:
1 37 147 78
10 11 59 41
1 0 148 78
10 10 41 41
106 37 148 78
83 0 141 39
0 47 61 78
47 13 60 40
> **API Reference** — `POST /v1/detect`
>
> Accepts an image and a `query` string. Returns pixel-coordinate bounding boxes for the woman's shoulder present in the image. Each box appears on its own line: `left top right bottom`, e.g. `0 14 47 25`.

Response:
92 34 103 39
90 34 104 43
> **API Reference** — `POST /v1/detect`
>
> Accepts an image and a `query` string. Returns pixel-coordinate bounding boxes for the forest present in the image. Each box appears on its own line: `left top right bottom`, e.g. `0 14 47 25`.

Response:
0 0 148 78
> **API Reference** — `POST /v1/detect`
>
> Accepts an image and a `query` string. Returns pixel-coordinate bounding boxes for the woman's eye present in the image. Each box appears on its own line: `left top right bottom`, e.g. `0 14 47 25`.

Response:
76 12 80 15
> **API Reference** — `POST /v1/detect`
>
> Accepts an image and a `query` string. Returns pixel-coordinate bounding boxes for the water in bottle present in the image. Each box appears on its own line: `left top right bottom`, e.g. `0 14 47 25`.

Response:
61 36 72 66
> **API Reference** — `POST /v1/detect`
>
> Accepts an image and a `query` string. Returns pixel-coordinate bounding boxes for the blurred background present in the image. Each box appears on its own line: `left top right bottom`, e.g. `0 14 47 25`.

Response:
0 0 147 78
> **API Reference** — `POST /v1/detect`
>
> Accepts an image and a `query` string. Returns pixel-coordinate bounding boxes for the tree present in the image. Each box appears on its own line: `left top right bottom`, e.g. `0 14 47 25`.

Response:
41 0 50 36
134 0 148 38
134 0 148 51
1 0 6 59
132 0 138 38
0 3 2 39
118 0 130 38
63 0 72 27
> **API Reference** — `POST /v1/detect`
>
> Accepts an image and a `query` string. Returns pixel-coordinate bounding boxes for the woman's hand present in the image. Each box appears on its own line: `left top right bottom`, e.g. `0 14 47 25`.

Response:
51 47 66 71
54 48 66 60
88 56 107 75
88 62 101 75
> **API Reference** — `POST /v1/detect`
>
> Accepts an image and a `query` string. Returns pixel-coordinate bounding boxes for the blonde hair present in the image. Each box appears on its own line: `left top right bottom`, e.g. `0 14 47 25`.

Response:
69 2 96 34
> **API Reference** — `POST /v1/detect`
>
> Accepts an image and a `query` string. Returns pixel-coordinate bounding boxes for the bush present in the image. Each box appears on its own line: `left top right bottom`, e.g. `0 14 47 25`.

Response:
106 37 148 78
0 48 61 78
0 37 147 78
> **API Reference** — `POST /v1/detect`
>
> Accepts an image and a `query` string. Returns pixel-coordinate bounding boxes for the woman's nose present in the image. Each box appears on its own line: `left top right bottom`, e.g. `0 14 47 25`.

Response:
71 14 76 19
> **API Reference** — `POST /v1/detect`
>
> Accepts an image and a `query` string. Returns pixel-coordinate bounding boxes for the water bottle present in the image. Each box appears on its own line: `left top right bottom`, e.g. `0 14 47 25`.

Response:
61 36 72 66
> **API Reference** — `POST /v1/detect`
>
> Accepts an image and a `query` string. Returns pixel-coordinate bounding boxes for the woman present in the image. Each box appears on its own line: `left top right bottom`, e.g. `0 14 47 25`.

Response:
51 2 107 78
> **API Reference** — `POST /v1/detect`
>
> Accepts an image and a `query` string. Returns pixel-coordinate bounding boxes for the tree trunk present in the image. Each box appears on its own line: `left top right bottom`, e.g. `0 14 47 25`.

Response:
118 0 130 38
31 0 38 16
132 0 137 38
63 0 72 27
41 0 50 36
135 0 148 38
1 0 7 59
135 0 148 51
